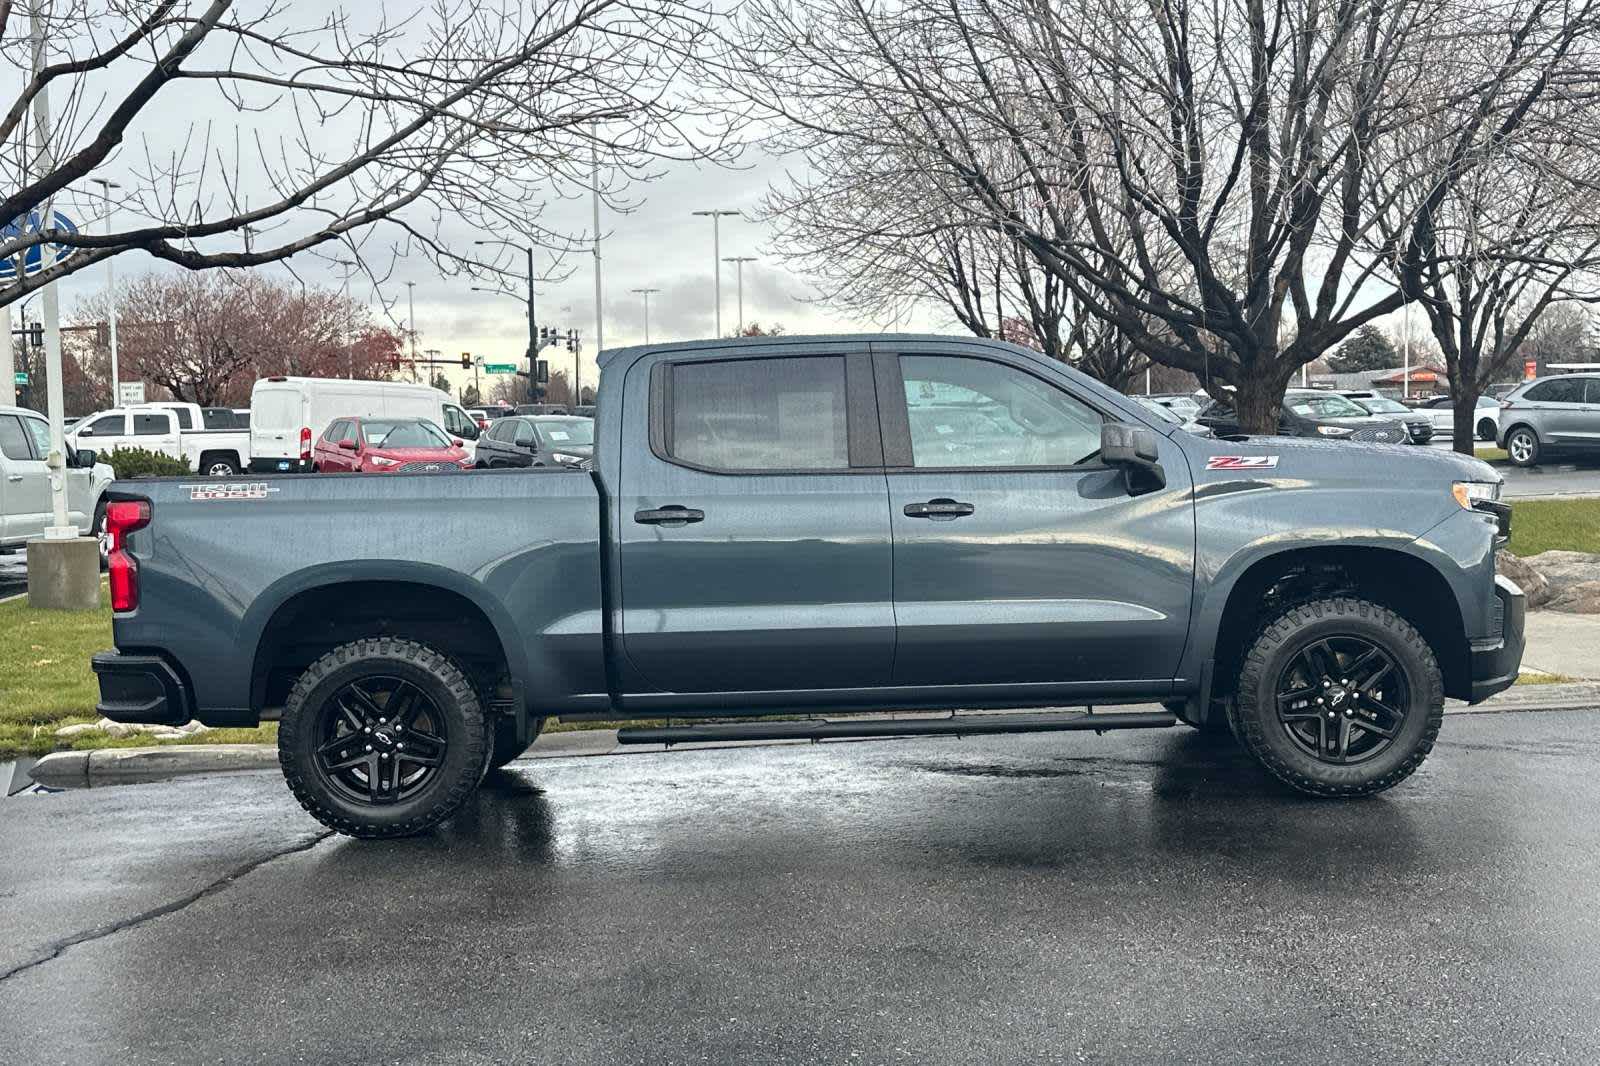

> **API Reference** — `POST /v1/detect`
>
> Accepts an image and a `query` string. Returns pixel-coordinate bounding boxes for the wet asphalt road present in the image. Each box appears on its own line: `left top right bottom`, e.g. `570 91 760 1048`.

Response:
4 710 1600 1065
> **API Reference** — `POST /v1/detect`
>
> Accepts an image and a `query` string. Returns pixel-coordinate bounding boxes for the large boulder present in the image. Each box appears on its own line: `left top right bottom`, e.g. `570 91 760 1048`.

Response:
1548 580 1600 615
1496 550 1553 609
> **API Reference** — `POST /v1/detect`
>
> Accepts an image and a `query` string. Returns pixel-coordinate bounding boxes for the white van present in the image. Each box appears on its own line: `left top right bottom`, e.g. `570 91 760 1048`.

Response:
248 377 481 472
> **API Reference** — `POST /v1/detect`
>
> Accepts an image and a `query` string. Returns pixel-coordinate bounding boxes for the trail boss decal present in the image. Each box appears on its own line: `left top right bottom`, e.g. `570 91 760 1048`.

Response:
185 483 279 501
1206 455 1280 470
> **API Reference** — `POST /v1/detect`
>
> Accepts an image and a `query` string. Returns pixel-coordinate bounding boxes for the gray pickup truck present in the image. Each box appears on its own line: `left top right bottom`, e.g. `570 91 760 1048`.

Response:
92 336 1524 837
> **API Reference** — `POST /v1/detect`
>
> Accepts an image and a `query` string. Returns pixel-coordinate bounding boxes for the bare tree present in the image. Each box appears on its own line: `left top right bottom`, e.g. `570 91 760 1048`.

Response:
2 0 726 305
721 0 1600 431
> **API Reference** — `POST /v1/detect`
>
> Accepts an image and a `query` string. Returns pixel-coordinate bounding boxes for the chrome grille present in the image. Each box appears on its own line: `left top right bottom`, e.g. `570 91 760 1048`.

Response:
395 461 460 473
1350 421 1408 444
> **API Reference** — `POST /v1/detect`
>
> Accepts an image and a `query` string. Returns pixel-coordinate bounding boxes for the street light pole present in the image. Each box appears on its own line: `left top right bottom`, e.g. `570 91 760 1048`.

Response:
722 256 756 336
405 281 418 383
692 209 740 337
631 288 661 343
334 259 356 378
90 178 122 403
30 7 70 538
591 137 603 394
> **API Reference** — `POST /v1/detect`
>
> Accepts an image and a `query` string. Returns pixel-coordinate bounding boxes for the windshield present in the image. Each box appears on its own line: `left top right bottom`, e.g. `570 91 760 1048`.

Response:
1351 396 1408 414
534 418 595 446
1135 398 1183 424
1288 394 1368 419
363 419 450 448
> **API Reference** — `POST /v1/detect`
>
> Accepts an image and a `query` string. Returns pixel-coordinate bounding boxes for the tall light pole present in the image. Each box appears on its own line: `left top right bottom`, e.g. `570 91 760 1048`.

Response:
90 178 122 403
405 281 419 383
591 136 603 385
631 287 660 343
30 8 71 539
334 258 356 378
692 209 740 337
722 256 756 336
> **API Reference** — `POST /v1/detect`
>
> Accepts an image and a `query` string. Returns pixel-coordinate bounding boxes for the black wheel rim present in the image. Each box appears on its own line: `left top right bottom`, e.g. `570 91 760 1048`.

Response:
313 675 448 805
1275 636 1409 765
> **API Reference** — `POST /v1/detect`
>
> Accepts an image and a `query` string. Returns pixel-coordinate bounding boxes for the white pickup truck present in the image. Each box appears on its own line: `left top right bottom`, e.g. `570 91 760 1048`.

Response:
66 402 250 476
0 405 113 548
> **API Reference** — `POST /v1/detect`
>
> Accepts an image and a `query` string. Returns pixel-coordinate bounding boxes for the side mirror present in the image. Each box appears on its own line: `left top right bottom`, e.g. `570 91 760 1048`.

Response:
73 448 99 469
1101 422 1166 496
451 438 464 448
78 427 94 437
338 438 358 452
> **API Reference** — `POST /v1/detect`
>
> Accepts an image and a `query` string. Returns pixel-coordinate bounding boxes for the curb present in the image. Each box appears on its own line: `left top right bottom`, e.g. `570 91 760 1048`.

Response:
25 685 1600 789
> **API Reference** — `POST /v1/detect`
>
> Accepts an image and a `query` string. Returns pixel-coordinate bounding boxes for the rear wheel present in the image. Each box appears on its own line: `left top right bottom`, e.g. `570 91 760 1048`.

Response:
1477 419 1497 442
278 638 489 838
200 453 240 477
1506 426 1540 466
1233 597 1443 797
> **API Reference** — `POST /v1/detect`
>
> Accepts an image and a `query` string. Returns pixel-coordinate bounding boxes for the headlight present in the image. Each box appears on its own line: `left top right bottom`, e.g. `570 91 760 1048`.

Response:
1315 425 1354 437
369 455 400 467
1452 481 1502 509
551 452 584 465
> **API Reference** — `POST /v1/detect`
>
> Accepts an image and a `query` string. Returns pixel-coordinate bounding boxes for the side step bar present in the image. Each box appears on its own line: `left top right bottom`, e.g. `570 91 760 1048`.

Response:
616 710 1177 746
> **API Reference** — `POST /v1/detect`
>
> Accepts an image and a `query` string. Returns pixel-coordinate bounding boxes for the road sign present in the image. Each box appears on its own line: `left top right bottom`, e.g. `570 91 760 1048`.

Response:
13 372 26 385
117 381 145 404
0 210 80 280
482 363 517 374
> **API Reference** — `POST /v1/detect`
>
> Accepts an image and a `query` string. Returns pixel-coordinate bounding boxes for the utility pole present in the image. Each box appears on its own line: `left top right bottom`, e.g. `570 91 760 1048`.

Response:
722 256 756 336
631 288 661 343
692 209 740 337
90 178 123 403
474 240 538 392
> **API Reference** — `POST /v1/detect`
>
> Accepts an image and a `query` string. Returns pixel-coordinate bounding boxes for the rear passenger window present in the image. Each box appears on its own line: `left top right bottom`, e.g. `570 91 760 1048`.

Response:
170 408 193 429
666 357 848 471
133 414 171 435
1525 378 1584 403
1585 378 1600 404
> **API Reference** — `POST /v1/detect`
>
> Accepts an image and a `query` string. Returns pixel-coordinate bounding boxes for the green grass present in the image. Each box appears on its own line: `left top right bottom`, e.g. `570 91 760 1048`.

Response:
1516 671 1577 685
1506 498 1600 557
0 587 273 760
1477 446 1508 462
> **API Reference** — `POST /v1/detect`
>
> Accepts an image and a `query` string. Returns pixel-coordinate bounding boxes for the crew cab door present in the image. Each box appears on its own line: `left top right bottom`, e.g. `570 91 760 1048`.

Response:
874 346 1195 687
616 345 893 695
0 413 51 542
131 410 181 459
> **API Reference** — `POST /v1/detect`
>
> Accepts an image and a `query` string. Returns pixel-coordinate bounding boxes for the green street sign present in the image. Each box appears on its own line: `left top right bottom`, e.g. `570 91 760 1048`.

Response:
13 372 26 385
482 363 517 374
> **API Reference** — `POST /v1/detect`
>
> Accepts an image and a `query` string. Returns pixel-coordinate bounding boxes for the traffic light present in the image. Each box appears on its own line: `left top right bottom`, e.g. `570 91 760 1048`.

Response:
460 352 471 369
535 359 549 384
27 321 43 348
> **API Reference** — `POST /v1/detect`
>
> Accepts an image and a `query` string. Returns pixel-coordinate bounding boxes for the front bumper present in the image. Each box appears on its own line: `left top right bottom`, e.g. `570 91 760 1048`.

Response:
1468 576 1526 703
92 651 191 725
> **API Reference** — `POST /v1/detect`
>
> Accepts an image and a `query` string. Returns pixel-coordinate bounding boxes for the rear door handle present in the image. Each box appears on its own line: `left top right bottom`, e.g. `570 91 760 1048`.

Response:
634 506 705 526
903 498 975 520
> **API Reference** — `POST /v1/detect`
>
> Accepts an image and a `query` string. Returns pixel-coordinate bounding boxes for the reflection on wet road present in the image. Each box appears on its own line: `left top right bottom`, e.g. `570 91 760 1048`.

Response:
4 711 1599 1064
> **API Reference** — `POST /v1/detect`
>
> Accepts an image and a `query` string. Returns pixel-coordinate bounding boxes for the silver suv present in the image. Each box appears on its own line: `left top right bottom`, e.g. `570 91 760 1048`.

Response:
1498 373 1600 466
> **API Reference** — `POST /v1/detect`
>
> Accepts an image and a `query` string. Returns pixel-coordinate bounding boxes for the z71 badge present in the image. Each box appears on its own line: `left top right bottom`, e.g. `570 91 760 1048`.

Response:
186 483 278 501
1206 455 1280 470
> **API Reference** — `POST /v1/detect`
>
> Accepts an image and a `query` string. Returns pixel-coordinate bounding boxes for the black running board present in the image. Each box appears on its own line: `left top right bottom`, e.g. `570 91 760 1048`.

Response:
616 710 1177 746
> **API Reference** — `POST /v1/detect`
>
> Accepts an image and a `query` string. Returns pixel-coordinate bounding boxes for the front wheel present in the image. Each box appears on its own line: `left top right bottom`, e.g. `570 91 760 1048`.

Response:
278 638 489 838
1505 427 1540 467
1233 597 1443 797
1477 419 1497 442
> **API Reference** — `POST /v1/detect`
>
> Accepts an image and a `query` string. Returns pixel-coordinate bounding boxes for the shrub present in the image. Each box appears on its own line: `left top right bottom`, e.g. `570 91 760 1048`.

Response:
103 446 192 479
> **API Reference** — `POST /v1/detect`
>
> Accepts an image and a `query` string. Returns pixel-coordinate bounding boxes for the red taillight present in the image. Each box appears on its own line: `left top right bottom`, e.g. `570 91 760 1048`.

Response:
106 499 151 612
299 426 312 460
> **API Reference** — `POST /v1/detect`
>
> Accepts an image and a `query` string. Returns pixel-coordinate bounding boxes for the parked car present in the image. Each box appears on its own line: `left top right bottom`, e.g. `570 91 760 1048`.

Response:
1144 394 1204 419
1486 382 1520 400
1496 372 1600 466
249 377 480 473
1 405 113 548
473 415 594 468
93 335 1521 838
1133 396 1213 437
1418 395 1501 441
571 405 597 419
1196 389 1410 444
515 403 571 416
1339 391 1432 444
311 417 472 474
67 402 251 475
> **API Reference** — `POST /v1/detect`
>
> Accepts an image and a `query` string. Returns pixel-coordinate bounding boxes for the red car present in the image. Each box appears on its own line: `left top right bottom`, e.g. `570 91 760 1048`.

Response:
311 416 473 474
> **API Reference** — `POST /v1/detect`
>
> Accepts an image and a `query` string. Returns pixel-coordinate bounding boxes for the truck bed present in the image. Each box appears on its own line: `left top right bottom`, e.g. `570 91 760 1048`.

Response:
108 468 608 725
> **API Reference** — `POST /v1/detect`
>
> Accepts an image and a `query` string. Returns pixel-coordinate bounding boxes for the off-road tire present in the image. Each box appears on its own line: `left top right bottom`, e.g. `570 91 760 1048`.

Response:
1505 426 1541 467
279 637 489 838
1234 597 1443 797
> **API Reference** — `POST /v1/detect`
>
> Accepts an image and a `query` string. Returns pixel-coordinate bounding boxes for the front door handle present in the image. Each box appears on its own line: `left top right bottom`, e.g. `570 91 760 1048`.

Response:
903 498 975 520
6 474 22 483
634 505 705 526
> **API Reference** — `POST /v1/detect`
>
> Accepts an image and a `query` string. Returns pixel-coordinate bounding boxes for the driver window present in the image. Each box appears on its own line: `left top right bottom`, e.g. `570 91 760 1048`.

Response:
899 355 1103 468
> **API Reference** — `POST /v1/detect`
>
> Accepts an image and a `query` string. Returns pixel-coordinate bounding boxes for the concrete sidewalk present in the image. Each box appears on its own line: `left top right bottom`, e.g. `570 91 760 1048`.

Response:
1522 610 1600 679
